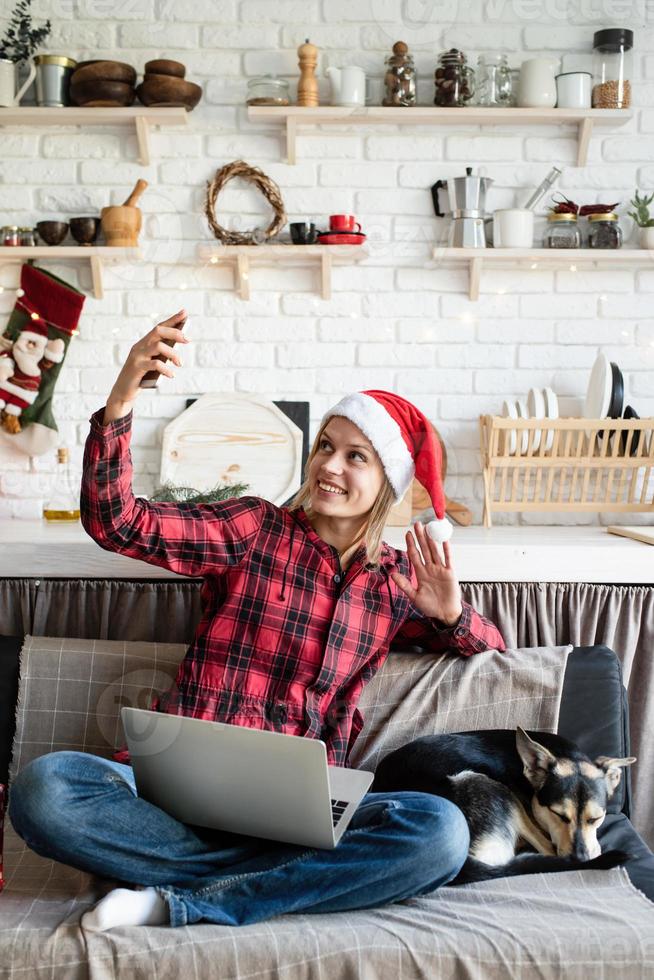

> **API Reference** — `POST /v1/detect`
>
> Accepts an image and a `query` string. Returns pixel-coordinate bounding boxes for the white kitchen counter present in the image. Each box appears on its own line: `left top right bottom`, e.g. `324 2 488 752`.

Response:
2 520 651 583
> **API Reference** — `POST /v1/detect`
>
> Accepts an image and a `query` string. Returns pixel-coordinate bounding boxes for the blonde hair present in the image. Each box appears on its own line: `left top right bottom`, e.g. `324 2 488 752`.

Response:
287 418 397 567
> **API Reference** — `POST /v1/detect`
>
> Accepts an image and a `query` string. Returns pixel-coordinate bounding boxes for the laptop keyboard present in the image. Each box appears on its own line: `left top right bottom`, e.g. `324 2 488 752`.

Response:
331 798 349 826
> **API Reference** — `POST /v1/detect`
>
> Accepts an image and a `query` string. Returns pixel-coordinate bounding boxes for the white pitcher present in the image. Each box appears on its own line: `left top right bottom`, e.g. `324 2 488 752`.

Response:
326 66 366 107
0 57 37 107
518 57 559 108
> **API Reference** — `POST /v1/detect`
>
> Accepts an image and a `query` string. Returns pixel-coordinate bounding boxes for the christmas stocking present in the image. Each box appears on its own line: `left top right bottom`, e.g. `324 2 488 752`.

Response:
0 263 85 456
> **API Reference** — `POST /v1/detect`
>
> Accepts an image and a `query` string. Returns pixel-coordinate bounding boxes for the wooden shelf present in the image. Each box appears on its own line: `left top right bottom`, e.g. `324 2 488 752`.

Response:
247 105 632 165
432 247 654 300
197 243 368 300
0 106 189 165
0 246 139 299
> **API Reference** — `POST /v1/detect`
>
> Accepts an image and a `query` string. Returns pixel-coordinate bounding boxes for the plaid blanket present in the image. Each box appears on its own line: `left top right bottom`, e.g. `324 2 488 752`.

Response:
3 635 654 978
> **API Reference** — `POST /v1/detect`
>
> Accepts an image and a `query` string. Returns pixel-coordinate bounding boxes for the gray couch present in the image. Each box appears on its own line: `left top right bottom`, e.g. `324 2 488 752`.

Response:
1 634 654 978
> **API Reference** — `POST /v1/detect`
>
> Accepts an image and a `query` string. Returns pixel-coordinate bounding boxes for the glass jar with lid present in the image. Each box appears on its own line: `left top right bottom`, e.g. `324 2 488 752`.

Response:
543 212 581 249
587 212 622 249
434 48 475 107
382 41 416 107
246 75 290 106
3 226 19 246
475 53 512 107
19 227 37 246
592 28 633 108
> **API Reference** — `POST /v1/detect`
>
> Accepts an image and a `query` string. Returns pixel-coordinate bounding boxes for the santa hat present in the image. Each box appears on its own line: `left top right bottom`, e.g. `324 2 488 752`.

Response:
322 389 453 542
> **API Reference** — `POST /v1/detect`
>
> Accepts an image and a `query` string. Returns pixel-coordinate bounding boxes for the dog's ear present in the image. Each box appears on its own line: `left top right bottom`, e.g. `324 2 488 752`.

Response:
595 756 637 798
515 727 557 789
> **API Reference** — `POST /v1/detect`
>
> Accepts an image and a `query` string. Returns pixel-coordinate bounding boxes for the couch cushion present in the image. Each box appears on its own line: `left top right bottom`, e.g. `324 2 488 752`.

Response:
599 812 654 903
558 645 631 815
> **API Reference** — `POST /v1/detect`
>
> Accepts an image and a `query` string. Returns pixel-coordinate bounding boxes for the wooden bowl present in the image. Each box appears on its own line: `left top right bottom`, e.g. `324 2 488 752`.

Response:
36 221 69 246
100 205 141 246
70 216 100 246
71 60 137 86
70 77 135 107
135 75 202 110
144 59 186 79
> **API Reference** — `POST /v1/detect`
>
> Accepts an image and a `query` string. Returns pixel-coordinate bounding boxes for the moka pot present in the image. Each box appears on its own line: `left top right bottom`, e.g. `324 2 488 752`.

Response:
431 167 494 248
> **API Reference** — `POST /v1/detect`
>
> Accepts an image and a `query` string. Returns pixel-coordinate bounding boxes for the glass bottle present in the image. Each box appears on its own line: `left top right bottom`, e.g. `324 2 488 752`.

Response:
543 212 581 248
592 28 633 108
43 446 80 522
383 41 416 107
475 53 511 107
587 212 622 249
434 48 475 107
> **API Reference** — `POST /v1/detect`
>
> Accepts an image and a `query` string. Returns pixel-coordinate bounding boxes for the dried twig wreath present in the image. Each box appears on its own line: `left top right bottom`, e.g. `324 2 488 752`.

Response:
204 159 286 245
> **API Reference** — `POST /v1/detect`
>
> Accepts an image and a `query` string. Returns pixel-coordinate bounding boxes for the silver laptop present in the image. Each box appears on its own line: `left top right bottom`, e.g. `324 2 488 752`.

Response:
120 707 374 849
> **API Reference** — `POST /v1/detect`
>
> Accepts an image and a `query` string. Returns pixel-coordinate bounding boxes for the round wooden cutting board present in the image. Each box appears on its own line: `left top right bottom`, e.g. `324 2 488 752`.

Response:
160 394 303 505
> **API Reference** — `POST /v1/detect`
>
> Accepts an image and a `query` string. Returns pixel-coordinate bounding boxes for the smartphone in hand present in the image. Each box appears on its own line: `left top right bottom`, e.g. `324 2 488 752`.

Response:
139 317 187 389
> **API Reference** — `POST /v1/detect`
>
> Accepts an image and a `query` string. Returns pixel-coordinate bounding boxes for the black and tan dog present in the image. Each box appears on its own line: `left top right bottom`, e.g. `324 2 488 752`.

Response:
371 727 635 883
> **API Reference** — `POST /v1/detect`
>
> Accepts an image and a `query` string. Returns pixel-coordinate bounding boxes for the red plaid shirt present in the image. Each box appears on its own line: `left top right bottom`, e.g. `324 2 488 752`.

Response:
81 407 506 766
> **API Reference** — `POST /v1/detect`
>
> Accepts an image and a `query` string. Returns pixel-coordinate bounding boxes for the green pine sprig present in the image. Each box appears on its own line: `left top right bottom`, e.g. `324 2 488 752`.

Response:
0 0 52 65
148 481 249 505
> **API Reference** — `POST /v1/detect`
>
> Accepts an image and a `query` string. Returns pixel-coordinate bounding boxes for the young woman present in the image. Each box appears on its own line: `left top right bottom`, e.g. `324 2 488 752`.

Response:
9 310 505 931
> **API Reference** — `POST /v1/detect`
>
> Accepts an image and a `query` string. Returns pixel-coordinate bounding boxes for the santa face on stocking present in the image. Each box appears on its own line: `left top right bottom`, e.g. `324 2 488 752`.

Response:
0 319 64 426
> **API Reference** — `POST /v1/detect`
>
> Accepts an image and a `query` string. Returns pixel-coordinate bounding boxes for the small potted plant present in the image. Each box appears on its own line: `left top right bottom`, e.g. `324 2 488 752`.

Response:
628 190 654 249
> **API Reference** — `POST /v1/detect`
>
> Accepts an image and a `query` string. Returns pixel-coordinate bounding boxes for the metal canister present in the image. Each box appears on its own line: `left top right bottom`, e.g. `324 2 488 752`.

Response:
34 55 77 107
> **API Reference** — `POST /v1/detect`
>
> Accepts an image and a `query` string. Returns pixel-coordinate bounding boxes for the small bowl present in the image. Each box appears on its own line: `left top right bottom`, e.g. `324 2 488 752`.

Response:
135 75 202 111
36 221 69 246
70 216 100 246
144 59 186 79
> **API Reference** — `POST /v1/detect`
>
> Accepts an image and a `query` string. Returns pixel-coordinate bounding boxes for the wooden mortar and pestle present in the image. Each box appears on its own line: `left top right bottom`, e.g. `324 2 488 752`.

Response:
101 178 148 246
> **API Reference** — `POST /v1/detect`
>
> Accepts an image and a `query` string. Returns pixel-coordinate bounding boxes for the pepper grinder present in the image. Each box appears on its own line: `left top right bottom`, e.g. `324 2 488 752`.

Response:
297 37 319 107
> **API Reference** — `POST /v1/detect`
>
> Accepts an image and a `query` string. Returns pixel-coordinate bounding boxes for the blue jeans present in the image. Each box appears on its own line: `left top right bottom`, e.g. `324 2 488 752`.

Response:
9 750 470 927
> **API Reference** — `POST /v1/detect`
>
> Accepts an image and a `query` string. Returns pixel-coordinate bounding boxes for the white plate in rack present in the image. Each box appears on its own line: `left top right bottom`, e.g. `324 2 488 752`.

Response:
543 387 558 452
516 399 530 455
501 399 518 455
527 387 546 453
583 353 612 419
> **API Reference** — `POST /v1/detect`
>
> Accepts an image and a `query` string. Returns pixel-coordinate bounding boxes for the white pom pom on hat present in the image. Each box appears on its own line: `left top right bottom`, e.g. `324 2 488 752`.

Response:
322 389 453 540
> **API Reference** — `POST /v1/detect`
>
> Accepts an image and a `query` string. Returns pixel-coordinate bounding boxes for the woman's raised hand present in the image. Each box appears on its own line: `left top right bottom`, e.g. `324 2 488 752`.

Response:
390 521 463 627
104 309 189 423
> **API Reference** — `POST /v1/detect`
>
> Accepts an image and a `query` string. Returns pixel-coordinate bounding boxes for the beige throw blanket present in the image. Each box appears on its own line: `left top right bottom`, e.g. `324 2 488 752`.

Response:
3 635 653 978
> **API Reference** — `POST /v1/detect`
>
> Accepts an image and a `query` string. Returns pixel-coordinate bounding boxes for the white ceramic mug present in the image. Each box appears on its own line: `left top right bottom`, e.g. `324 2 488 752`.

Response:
493 209 534 248
555 71 591 108
326 65 366 107
518 57 558 108
0 56 36 107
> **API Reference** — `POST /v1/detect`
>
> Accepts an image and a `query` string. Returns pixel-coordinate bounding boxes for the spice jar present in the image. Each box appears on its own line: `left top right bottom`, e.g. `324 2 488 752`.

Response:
587 212 622 249
475 53 511 107
19 227 37 246
592 28 633 109
434 48 475 107
382 41 416 107
3 226 19 246
246 75 290 106
543 213 581 249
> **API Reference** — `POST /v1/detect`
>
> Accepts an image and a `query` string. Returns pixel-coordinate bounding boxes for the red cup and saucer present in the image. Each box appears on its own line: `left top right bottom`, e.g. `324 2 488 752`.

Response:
317 214 367 245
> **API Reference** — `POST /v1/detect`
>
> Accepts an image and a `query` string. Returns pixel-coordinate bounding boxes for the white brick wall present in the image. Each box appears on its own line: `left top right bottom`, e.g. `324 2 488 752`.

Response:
0 0 652 524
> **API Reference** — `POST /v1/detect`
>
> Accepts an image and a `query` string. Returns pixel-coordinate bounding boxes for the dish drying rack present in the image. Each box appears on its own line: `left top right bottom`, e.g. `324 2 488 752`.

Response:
479 415 654 527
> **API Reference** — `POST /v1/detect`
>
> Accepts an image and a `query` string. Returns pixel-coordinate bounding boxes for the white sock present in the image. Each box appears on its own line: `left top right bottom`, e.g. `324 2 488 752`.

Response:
81 887 169 931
